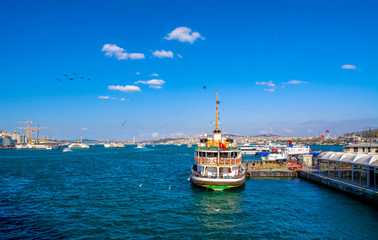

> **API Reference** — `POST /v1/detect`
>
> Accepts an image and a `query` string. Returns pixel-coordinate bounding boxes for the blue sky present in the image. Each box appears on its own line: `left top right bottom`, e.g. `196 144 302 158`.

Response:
1 0 377 140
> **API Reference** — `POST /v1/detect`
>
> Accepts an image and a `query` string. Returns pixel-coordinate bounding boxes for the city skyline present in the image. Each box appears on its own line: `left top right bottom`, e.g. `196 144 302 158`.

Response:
1 0 377 140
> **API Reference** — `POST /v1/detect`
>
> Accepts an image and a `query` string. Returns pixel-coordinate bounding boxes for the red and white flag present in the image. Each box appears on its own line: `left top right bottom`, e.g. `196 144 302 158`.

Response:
219 142 226 151
325 130 330 133
321 135 325 138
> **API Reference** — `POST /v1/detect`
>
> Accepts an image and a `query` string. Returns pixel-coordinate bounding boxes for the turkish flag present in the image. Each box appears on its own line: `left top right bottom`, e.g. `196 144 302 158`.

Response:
326 130 330 133
219 142 226 151
321 135 325 138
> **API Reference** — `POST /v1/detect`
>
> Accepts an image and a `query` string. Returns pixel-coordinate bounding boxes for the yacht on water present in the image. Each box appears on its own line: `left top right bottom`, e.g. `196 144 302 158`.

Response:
190 92 245 191
68 139 89 149
136 143 145 148
104 141 125 148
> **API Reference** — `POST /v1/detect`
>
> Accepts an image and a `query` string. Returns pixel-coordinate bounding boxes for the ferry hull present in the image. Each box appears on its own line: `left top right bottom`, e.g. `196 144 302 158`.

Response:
190 174 245 191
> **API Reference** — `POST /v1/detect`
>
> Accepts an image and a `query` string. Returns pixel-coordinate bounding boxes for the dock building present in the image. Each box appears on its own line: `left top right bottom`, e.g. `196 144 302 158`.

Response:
344 143 378 154
300 152 378 203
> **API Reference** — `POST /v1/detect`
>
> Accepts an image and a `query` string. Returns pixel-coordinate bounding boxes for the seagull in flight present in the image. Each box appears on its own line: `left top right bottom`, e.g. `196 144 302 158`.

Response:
139 183 143 187
168 186 171 190
203 86 206 90
122 120 127 126
214 209 221 212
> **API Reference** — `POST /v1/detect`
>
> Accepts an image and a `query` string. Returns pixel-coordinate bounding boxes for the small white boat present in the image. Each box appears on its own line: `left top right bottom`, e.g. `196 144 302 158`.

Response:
68 139 89 149
136 143 145 148
62 148 72 152
104 141 125 148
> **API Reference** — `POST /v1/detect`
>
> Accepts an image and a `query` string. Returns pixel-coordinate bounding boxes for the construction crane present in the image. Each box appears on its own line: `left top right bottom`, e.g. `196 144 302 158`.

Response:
17 120 48 144
17 120 32 143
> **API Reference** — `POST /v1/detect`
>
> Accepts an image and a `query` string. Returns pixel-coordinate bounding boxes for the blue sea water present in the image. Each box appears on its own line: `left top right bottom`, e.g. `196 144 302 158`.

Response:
0 145 377 239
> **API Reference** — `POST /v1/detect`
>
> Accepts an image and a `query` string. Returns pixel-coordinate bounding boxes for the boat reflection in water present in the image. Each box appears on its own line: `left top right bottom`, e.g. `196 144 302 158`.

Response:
191 188 244 234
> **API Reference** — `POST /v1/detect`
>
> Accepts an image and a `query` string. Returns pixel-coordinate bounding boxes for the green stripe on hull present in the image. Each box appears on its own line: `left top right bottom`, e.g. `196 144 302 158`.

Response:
199 184 241 191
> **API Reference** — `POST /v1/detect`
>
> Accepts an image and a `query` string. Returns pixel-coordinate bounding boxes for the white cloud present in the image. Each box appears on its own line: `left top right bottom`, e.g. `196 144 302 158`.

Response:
259 130 267 134
81 128 88 131
136 72 140 75
120 98 126 101
171 132 185 137
264 88 275 92
135 79 165 85
341 64 357 70
256 81 275 87
152 50 174 58
152 132 159 138
150 73 159 77
283 128 294 133
98 96 110 99
108 85 141 92
149 85 162 89
283 80 308 84
128 53 145 59
102 43 145 60
165 26 204 43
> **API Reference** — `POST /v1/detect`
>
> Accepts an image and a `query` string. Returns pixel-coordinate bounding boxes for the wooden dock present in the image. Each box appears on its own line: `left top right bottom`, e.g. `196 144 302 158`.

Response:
242 162 297 178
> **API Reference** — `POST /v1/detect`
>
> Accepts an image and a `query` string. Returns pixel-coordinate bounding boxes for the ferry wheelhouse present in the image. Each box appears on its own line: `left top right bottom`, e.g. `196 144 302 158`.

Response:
190 93 245 191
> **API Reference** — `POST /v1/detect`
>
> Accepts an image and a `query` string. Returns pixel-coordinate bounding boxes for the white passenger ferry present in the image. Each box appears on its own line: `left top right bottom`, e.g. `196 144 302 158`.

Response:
190 93 245 191
263 143 311 161
68 139 89 149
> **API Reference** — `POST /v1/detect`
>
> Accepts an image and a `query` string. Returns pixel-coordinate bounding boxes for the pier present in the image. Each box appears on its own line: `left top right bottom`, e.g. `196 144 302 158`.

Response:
242 160 298 178
243 153 378 204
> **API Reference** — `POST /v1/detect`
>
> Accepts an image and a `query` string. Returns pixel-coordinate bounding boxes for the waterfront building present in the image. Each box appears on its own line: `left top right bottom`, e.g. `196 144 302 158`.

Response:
315 152 378 189
344 143 378 154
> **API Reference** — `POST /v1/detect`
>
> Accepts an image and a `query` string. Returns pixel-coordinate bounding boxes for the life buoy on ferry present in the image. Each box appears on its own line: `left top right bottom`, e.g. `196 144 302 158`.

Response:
201 158 205 164
272 149 278 153
231 159 236 164
207 159 211 163
213 159 217 164
220 159 225 164
226 159 230 164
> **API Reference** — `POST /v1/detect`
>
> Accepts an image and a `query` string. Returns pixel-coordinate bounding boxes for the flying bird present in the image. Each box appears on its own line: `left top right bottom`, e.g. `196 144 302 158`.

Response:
122 120 127 126
214 209 221 212
203 86 206 90
69 78 74 81
88 78 91 81
139 183 143 187
168 186 171 190
73 72 77 75
81 76 85 79
56 78 61 82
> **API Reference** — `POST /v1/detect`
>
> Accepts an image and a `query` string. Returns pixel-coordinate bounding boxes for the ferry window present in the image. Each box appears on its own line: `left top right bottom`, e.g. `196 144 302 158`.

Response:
199 152 206 157
207 152 218 158
221 152 229 158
